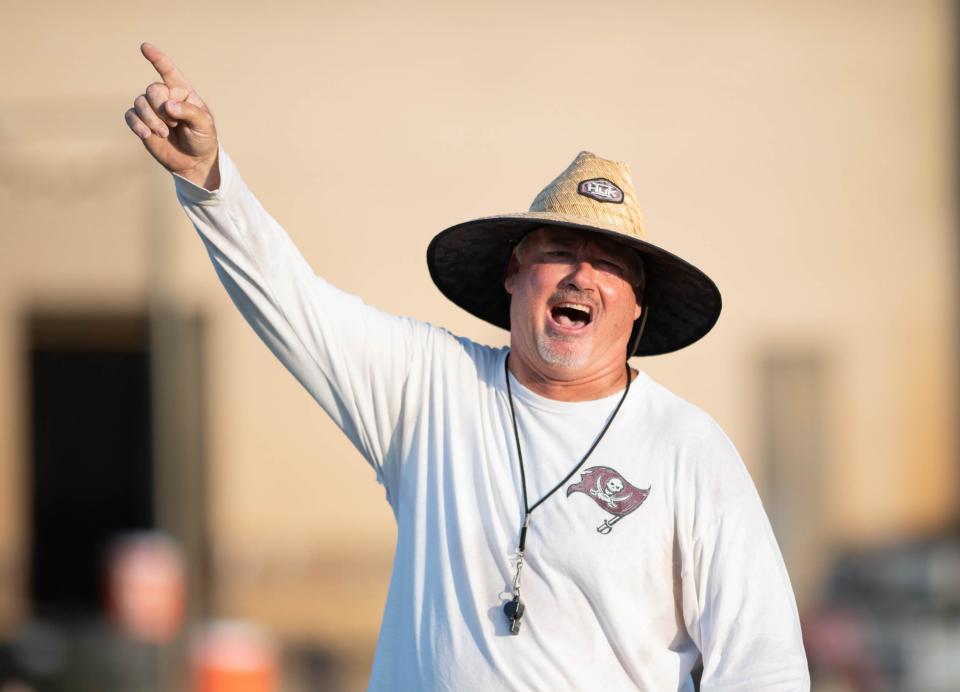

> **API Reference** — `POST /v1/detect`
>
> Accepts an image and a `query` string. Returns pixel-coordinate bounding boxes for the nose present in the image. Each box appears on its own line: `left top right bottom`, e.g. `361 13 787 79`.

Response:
563 260 598 291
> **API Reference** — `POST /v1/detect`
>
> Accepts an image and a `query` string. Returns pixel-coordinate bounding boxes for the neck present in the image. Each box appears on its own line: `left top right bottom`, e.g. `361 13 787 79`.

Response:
507 349 633 402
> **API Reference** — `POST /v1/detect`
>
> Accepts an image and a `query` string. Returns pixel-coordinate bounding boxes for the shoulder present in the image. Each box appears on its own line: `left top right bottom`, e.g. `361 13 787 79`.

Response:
410 322 507 385
636 374 721 438
634 373 758 533
635 374 739 463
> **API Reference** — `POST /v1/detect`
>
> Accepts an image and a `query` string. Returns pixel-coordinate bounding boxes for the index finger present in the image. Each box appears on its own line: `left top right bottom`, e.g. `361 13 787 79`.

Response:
140 42 192 88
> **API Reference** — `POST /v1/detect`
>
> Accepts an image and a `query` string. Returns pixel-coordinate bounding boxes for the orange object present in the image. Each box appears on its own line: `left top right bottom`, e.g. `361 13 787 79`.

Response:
191 622 278 692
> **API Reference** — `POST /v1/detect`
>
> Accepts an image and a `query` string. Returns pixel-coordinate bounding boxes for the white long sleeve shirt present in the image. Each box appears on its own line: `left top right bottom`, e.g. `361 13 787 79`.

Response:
175 147 810 691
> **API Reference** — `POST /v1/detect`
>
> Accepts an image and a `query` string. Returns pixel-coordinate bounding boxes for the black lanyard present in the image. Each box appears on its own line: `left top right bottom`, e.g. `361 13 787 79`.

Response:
502 356 632 634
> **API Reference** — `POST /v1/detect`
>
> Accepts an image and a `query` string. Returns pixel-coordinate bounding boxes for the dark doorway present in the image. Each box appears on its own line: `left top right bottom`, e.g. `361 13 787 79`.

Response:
28 314 154 618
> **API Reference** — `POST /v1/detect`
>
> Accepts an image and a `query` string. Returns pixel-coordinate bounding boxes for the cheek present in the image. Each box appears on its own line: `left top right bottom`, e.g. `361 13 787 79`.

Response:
507 276 541 324
515 268 557 303
601 284 640 322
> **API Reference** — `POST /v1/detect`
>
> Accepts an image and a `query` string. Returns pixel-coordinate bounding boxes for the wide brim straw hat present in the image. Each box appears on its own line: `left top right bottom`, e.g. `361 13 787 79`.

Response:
426 151 722 357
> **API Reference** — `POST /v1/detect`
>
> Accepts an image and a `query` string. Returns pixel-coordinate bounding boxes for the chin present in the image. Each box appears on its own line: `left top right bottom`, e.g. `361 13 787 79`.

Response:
536 335 591 370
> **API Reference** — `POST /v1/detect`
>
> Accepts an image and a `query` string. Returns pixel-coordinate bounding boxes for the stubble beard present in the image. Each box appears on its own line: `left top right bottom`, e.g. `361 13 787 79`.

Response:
536 332 591 369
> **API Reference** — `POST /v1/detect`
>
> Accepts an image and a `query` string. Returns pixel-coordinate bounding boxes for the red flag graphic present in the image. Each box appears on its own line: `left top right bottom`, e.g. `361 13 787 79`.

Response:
566 466 650 518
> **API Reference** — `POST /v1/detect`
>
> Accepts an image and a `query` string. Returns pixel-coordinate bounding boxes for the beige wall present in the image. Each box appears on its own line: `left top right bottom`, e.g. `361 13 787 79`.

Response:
0 0 954 674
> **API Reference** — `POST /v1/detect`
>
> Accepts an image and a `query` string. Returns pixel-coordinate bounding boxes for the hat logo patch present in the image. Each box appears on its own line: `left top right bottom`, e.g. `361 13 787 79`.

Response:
577 178 624 204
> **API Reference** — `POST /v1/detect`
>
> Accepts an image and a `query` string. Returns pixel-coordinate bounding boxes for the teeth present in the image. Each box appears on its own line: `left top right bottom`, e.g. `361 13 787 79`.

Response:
557 302 591 314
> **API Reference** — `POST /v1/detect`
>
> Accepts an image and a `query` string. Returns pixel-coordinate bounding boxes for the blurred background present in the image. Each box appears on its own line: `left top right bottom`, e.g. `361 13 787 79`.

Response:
0 0 956 690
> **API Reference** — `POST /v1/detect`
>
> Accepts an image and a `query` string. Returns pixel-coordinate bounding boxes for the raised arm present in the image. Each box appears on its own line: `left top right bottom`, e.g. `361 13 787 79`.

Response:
122 44 443 493
123 43 220 189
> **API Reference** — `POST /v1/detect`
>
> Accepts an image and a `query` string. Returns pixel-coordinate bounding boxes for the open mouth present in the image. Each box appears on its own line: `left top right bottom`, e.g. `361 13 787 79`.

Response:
550 302 593 329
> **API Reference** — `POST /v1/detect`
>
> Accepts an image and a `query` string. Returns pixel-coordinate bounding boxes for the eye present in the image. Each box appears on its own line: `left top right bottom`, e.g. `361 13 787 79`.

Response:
545 249 573 259
596 259 625 274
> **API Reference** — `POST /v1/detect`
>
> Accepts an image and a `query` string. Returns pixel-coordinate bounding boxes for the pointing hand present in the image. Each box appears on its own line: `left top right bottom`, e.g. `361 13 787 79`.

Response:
124 43 220 189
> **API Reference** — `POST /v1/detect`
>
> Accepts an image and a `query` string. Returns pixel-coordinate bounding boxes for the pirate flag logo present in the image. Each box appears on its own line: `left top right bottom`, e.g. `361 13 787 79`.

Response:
566 466 650 535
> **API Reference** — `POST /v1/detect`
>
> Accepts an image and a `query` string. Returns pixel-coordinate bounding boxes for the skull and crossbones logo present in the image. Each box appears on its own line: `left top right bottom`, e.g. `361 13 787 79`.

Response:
589 475 631 509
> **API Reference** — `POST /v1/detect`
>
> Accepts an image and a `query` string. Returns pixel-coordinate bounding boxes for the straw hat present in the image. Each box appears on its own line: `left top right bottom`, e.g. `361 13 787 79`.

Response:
426 151 721 357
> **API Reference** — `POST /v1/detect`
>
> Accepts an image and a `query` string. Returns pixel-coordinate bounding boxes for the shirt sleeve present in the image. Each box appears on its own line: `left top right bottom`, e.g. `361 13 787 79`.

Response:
677 429 810 691
173 146 434 491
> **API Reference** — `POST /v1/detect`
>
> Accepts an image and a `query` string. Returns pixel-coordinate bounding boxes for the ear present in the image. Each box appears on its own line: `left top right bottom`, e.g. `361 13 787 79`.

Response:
504 252 520 294
632 281 644 320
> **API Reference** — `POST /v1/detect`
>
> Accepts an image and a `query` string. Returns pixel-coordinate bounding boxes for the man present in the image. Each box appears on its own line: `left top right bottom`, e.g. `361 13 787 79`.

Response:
125 43 809 690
